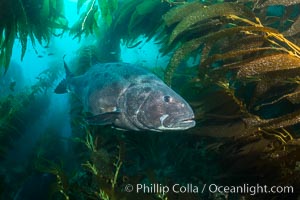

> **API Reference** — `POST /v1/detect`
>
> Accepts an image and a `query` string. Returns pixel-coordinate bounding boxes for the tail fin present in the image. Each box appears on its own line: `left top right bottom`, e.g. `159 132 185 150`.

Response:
54 56 73 94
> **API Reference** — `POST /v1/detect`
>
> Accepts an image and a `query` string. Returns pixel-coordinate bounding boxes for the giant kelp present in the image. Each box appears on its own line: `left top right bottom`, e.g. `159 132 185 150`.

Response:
70 0 119 40
76 0 172 63
0 0 170 71
0 65 61 157
111 0 170 47
155 1 300 198
162 3 300 83
0 0 67 72
2 0 300 199
0 64 63 199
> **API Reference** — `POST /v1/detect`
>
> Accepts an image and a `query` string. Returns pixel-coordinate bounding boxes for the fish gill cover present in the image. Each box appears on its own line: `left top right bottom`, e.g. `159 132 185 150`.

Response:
0 0 300 199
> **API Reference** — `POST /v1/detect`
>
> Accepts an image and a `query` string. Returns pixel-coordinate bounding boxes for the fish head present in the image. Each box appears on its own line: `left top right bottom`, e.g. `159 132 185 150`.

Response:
124 83 195 131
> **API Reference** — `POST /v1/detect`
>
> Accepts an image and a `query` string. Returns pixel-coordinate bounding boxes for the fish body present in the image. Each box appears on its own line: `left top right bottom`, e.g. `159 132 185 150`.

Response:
55 62 195 131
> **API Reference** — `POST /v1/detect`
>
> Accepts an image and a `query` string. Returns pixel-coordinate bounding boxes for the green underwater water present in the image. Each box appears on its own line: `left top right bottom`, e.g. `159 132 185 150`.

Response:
0 0 300 199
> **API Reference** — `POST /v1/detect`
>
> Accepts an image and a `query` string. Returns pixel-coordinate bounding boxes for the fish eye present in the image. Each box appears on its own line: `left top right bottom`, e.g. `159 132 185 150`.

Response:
163 95 171 103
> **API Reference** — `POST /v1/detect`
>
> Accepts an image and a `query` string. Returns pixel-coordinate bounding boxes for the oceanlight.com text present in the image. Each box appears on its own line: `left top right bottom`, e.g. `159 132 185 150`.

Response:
208 183 294 196
124 183 294 196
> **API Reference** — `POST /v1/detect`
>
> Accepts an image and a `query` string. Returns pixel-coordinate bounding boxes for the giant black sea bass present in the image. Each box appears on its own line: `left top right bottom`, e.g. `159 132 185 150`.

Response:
55 62 195 131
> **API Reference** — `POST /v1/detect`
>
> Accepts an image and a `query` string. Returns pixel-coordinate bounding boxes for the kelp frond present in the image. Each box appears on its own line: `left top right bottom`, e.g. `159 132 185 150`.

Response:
283 16 300 37
235 53 300 78
164 17 300 84
71 0 119 39
163 25 286 83
227 14 300 57
0 63 60 158
166 2 256 45
35 157 70 200
70 0 98 39
99 0 118 26
0 0 67 72
111 0 170 46
246 109 300 130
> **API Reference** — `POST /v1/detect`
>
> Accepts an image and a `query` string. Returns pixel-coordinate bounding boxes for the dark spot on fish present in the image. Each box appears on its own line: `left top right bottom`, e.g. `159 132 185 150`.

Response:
109 82 122 93
140 79 151 83
144 87 151 93
38 55 43 58
48 53 54 56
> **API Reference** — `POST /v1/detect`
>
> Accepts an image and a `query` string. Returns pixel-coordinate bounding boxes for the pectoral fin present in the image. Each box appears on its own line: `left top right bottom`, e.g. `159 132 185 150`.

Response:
85 112 120 125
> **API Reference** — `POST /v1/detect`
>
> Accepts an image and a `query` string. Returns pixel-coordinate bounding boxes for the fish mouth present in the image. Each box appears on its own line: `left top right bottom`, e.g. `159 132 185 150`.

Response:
158 116 195 131
175 118 196 129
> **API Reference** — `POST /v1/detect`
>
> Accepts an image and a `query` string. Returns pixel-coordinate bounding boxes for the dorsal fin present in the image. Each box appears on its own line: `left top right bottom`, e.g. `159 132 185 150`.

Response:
54 79 68 94
54 56 72 94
